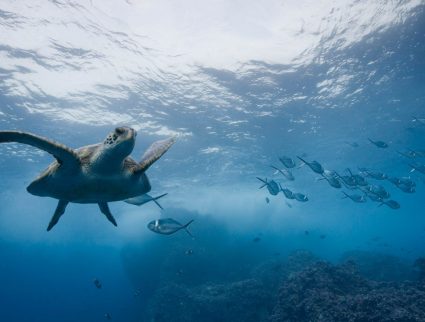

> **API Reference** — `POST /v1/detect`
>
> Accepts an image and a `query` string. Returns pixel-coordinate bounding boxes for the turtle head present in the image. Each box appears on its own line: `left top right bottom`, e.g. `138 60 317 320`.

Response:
103 127 137 159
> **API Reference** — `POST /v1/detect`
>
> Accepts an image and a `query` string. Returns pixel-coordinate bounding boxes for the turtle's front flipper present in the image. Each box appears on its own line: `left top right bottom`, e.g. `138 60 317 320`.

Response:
0 131 79 167
47 200 69 231
133 136 176 173
98 202 117 227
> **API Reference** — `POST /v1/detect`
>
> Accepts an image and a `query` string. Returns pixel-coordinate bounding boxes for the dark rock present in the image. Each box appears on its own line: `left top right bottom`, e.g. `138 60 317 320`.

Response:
149 279 271 322
270 261 425 322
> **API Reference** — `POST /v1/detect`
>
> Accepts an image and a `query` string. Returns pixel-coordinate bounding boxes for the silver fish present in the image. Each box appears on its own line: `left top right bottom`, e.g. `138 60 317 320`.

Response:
294 192 308 202
397 150 417 159
147 218 194 236
279 183 295 199
346 168 368 186
364 185 390 199
320 170 341 188
412 115 425 125
279 156 296 168
379 200 400 209
409 163 425 174
359 169 387 180
396 183 415 193
124 193 168 209
341 191 367 203
336 172 357 187
297 156 324 174
270 165 294 181
368 138 388 148
93 278 102 289
257 177 280 195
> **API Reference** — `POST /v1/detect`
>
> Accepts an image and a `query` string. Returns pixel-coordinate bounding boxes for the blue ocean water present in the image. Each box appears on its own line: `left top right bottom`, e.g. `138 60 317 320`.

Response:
1 1 425 321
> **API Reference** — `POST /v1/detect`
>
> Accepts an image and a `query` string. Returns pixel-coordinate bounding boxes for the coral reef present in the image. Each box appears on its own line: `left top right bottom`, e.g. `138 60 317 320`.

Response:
270 261 425 322
148 279 271 322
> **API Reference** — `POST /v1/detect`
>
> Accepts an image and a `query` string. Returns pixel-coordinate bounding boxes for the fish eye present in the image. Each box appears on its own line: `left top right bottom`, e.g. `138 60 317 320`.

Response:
115 127 125 135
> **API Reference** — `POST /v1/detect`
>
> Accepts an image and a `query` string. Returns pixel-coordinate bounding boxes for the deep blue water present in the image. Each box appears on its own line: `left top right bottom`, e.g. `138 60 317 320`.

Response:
1 1 425 321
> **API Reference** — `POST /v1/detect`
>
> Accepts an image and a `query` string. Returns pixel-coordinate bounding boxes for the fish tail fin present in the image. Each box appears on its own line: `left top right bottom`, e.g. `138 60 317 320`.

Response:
183 220 194 237
341 191 349 199
152 193 168 210
256 177 267 188
270 165 279 172
408 164 416 173
316 174 326 181
296 155 307 164
367 138 374 144
296 156 306 169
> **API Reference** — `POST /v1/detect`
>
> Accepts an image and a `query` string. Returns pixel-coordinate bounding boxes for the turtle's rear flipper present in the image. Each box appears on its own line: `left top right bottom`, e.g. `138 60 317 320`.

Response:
47 200 69 231
98 202 117 227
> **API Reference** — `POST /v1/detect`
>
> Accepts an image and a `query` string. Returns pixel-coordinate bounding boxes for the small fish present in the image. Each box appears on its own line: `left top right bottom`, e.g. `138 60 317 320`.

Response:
133 289 141 297
366 192 383 203
297 156 324 174
185 249 194 255
341 191 367 203
294 192 308 202
253 236 261 243
352 175 368 186
412 115 425 125
257 177 280 195
124 193 168 209
93 278 102 289
397 150 417 159
320 234 326 239
396 183 416 193
413 149 425 157
304 230 309 235
387 176 402 185
270 165 294 181
360 169 387 180
336 172 357 187
285 201 293 208
364 185 390 199
379 200 400 209
409 163 425 174
320 170 341 188
104 313 112 320
265 197 270 204
279 156 296 168
279 184 295 199
346 168 368 186
147 218 194 237
368 138 388 148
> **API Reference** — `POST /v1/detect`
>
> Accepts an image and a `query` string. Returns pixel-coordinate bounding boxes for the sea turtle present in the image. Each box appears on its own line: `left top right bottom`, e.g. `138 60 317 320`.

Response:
0 127 175 231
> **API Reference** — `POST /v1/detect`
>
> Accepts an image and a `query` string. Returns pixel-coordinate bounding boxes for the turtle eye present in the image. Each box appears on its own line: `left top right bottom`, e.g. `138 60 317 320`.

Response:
115 127 125 135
